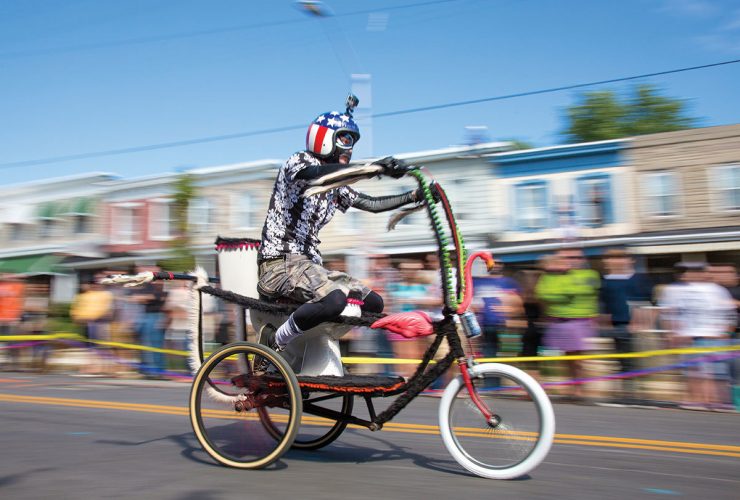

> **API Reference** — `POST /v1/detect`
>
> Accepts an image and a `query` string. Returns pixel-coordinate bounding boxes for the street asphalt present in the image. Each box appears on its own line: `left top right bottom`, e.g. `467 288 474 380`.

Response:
0 373 738 500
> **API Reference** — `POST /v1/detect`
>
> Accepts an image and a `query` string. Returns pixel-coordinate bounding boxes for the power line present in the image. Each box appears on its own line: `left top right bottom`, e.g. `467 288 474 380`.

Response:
0 0 455 60
0 124 308 169
372 58 740 118
1 57 738 170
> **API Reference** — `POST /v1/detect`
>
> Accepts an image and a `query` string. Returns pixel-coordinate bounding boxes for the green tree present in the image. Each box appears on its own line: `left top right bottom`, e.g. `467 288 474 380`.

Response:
563 84 698 143
160 174 196 271
504 139 535 151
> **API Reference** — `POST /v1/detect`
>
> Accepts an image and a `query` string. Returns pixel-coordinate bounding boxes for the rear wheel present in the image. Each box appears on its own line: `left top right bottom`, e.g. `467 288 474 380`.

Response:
189 342 302 469
260 392 353 450
438 363 555 479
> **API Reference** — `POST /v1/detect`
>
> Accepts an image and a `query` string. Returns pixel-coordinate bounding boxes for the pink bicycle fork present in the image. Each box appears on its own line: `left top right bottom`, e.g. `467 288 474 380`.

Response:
458 359 500 427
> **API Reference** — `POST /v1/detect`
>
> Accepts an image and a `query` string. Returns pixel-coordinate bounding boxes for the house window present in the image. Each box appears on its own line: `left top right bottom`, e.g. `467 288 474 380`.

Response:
513 181 549 231
231 192 254 230
644 171 679 216
36 201 61 238
149 199 174 240
39 218 57 238
62 197 95 235
575 174 613 226
74 215 91 234
713 164 740 212
188 197 214 234
111 204 141 244
9 223 26 241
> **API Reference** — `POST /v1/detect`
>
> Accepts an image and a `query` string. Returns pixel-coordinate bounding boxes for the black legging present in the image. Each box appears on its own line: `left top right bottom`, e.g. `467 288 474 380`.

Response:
292 289 384 332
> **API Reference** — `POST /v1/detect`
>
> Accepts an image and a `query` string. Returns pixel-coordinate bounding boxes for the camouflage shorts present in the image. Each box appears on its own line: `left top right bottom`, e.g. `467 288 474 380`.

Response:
257 254 370 304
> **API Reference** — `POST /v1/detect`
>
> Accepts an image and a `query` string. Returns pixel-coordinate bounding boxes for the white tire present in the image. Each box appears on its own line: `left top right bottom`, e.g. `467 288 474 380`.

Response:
438 363 555 479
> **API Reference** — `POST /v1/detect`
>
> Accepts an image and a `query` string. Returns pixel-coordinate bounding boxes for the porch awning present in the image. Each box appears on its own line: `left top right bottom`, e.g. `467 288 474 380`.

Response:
62 197 94 216
0 254 63 275
36 201 61 219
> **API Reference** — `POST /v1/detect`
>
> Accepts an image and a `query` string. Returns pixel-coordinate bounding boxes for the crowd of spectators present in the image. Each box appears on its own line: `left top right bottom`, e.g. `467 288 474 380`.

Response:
0 265 211 380
0 251 738 409
347 249 738 409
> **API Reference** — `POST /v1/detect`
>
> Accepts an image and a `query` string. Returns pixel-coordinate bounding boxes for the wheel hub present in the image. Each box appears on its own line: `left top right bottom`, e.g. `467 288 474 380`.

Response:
487 414 502 428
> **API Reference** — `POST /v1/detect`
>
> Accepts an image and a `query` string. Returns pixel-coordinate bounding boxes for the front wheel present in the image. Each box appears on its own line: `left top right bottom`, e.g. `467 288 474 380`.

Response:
438 363 555 480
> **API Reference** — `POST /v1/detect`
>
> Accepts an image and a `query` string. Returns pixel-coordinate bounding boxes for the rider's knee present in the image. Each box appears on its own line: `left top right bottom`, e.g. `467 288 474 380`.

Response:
322 289 348 317
363 291 384 313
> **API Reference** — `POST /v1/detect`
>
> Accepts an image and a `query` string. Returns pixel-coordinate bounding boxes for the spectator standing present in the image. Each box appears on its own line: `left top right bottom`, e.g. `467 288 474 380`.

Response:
599 249 654 403
0 275 25 370
473 263 522 360
70 278 114 376
709 264 740 408
420 253 448 389
536 247 600 400
164 280 191 373
22 283 51 372
131 266 168 379
106 270 141 377
516 266 546 377
660 263 736 410
389 261 439 378
709 264 740 334
365 255 399 375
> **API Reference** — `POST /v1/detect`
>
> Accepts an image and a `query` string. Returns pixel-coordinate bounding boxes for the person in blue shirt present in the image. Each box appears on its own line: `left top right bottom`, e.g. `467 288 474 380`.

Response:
473 263 522 360
599 249 654 403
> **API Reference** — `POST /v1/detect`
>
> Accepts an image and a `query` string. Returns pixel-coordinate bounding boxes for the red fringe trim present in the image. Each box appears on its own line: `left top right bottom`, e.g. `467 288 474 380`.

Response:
216 242 261 251
263 378 404 394
297 381 405 394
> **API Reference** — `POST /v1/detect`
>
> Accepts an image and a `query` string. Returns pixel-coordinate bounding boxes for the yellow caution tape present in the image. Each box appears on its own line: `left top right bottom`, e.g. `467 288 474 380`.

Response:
345 345 740 365
1 334 738 364
0 333 186 356
0 333 82 341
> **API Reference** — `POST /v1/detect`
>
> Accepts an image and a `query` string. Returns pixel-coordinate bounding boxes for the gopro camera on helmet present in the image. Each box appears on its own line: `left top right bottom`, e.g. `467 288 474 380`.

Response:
345 93 359 116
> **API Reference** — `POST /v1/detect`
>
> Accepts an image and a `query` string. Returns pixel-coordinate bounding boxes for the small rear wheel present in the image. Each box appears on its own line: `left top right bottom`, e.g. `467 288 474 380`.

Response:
189 342 302 469
438 363 555 479
260 392 353 450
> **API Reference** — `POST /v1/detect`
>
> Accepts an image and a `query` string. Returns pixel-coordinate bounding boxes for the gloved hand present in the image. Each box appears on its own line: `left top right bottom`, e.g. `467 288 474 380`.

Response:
373 156 412 179
414 181 442 204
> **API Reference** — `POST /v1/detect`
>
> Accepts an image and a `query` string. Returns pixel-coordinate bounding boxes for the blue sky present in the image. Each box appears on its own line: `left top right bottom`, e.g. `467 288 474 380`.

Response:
1 0 739 185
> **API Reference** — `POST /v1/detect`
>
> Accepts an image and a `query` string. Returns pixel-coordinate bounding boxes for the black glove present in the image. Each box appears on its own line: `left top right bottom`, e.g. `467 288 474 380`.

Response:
414 181 442 204
373 156 411 179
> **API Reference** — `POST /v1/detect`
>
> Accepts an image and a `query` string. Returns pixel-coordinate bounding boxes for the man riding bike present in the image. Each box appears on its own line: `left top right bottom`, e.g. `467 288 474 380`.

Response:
256 94 438 353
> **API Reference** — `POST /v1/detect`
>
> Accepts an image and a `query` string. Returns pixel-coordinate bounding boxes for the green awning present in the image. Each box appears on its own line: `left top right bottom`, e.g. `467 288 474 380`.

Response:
0 254 63 275
63 197 94 216
36 202 58 219
35 198 94 219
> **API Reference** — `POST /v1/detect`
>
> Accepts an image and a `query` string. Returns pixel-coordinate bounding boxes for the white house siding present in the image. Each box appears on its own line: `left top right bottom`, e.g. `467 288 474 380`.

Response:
627 124 740 233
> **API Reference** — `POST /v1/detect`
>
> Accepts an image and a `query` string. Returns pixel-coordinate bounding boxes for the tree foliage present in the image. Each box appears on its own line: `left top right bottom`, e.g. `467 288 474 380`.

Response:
160 173 196 272
504 139 535 151
563 84 698 143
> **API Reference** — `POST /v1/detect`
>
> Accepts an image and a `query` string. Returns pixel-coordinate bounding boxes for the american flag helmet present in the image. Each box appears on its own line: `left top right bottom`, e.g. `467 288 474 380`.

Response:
306 111 360 158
